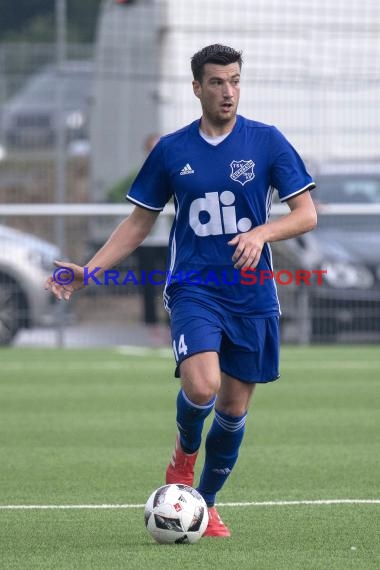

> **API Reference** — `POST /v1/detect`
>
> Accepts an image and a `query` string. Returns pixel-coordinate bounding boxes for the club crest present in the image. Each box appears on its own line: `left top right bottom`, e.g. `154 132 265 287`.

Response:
230 159 255 186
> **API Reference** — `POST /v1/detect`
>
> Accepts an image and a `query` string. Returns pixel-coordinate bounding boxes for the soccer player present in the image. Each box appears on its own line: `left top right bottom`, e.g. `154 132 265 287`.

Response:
45 44 317 537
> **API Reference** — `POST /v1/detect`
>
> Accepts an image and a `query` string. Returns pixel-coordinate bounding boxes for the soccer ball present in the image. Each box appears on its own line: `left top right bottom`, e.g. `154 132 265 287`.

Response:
144 484 209 544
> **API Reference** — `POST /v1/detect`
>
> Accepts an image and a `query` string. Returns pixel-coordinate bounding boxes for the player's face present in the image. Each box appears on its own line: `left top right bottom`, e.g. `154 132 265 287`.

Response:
193 63 241 132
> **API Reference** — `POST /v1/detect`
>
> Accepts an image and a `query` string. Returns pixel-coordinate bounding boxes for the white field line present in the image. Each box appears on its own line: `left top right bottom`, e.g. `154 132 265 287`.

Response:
115 347 380 369
1 499 379 510
115 346 173 358
1 345 379 368
1 362 378 372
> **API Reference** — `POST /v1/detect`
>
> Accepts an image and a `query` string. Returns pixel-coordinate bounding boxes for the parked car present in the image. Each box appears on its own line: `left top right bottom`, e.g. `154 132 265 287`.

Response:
1 60 93 150
273 162 380 341
0 225 60 344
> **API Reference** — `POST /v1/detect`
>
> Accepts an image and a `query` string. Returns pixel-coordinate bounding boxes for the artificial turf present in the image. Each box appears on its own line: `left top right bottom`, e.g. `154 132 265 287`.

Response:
1 346 379 569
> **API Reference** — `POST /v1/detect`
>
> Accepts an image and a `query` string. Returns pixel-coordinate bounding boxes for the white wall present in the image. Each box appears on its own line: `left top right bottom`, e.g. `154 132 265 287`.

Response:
91 0 380 200
159 0 380 159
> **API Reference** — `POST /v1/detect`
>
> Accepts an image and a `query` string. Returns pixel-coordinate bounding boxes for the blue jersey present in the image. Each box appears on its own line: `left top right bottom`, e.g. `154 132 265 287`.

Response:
127 115 315 316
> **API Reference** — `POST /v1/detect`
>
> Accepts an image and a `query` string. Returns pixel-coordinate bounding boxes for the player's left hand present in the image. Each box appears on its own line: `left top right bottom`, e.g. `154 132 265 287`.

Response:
228 229 265 269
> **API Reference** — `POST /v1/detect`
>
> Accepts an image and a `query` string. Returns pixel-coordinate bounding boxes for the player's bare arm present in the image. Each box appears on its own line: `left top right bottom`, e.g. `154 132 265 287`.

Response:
84 206 159 273
228 191 317 269
45 206 159 300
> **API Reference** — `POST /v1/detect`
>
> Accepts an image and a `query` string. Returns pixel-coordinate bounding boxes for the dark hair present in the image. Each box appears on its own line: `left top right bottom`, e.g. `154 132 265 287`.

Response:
191 44 243 82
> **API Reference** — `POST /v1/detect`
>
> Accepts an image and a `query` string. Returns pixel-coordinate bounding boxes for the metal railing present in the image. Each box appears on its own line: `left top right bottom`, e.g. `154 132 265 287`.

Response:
1 203 379 347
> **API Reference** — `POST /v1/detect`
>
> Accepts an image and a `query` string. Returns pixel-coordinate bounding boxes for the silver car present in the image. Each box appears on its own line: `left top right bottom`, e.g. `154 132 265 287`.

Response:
0 225 60 344
272 162 380 342
1 60 93 149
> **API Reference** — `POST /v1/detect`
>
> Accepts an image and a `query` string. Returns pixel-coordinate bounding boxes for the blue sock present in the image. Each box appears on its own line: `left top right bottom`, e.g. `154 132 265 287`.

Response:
176 389 216 454
197 409 247 506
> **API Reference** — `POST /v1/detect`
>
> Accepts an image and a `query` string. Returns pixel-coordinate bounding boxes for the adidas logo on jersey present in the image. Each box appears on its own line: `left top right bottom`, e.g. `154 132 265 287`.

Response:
180 163 194 175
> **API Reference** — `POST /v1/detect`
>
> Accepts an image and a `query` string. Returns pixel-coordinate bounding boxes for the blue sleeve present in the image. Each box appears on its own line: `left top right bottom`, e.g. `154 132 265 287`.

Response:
269 127 315 202
126 140 172 211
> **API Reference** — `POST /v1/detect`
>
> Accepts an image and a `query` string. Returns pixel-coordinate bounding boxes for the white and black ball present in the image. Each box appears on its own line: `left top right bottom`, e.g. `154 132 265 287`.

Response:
144 484 209 544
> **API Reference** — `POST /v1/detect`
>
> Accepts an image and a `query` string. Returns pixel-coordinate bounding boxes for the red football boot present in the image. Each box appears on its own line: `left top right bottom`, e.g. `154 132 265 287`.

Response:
203 506 231 537
165 434 198 486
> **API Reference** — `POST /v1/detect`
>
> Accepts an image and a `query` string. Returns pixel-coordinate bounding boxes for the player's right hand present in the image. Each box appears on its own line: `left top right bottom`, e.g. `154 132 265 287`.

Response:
44 260 85 301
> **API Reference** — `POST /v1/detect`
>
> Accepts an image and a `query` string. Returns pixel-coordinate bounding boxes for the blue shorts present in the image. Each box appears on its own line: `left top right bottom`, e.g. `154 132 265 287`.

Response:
170 299 280 383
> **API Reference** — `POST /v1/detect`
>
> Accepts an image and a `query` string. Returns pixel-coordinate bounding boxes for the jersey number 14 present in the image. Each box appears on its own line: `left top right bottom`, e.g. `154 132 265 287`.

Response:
173 334 188 361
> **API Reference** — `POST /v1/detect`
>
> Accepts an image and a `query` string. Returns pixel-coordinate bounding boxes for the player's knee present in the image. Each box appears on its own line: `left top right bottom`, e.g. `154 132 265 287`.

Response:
182 377 220 406
217 402 249 417
179 352 220 405
216 381 255 416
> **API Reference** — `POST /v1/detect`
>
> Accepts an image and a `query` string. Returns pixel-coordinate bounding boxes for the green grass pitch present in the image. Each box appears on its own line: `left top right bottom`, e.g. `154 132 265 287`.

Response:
1 345 379 569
